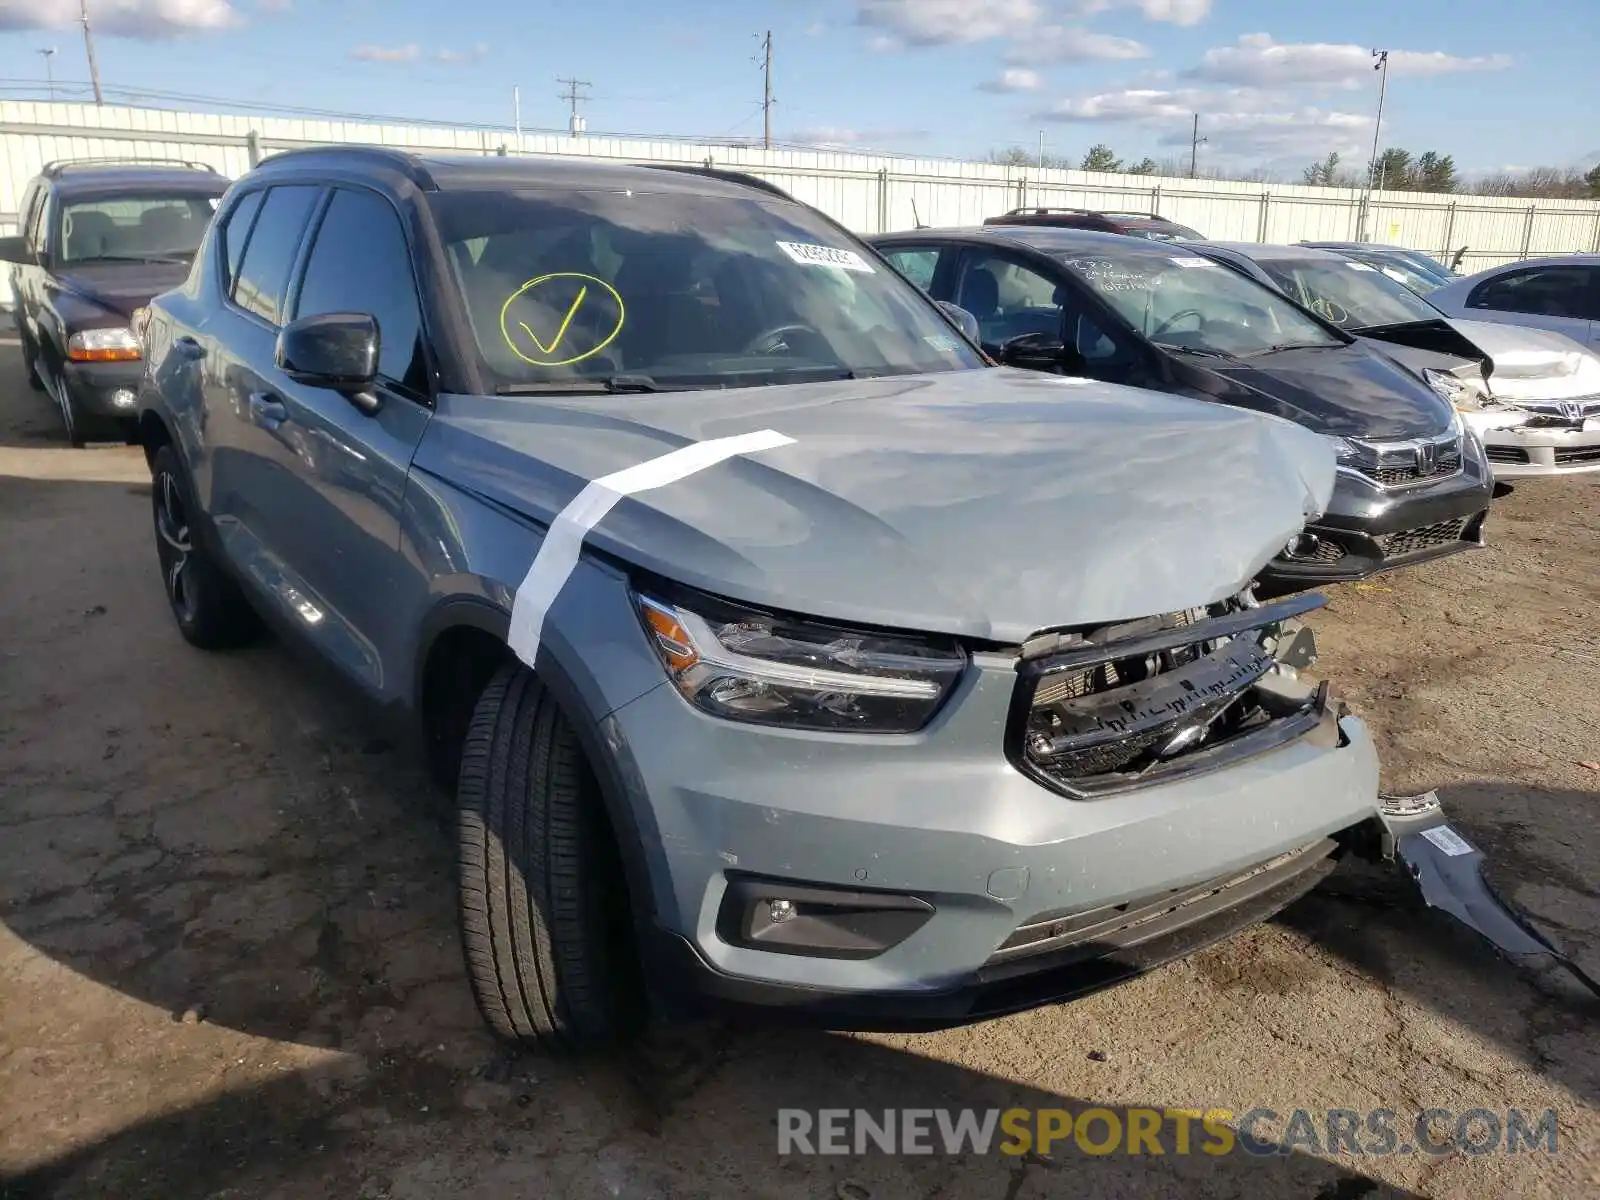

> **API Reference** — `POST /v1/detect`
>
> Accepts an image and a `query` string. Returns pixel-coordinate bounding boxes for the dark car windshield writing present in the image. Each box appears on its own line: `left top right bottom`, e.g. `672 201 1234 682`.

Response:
1260 259 1442 330
1057 252 1343 356
428 187 984 390
58 194 220 264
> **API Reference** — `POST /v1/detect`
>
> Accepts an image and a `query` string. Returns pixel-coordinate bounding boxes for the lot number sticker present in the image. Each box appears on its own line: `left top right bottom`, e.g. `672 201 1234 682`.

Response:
777 241 875 272
1420 824 1475 857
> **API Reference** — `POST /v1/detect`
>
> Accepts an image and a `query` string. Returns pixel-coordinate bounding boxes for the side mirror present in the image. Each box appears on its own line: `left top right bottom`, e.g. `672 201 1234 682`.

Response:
996 331 1087 375
936 301 980 344
0 235 30 265
276 312 379 402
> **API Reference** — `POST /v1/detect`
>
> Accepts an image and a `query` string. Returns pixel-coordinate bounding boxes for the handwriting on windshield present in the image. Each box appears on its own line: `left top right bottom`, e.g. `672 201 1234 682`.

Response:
1066 258 1156 294
498 272 626 367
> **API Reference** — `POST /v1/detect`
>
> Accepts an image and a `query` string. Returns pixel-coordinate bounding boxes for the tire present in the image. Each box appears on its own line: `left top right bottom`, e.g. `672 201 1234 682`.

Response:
457 664 643 1051
37 346 92 447
149 444 260 649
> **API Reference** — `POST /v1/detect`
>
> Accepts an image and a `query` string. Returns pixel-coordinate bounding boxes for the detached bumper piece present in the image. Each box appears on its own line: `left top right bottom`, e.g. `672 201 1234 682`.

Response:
1379 792 1600 1001
1009 593 1340 799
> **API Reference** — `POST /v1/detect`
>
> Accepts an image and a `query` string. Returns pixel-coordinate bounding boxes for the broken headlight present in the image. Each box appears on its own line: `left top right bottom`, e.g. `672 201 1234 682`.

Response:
634 590 966 732
1424 367 1484 411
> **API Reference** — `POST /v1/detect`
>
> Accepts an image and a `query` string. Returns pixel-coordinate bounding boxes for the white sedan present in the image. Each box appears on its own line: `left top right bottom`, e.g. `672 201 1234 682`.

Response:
1428 255 1600 354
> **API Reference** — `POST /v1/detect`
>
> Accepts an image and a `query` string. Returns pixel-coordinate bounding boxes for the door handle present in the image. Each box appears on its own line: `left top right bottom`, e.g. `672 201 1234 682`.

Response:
247 391 287 428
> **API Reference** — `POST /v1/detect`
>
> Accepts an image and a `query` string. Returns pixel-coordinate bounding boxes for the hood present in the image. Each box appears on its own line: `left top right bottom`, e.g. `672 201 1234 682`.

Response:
53 262 191 318
417 369 1336 643
1195 340 1457 441
1445 318 1600 402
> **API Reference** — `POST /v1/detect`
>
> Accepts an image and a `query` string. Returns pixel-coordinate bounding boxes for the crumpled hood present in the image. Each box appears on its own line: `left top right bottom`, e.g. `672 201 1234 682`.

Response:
418 369 1336 642
1198 341 1457 441
54 262 190 318
1447 318 1600 402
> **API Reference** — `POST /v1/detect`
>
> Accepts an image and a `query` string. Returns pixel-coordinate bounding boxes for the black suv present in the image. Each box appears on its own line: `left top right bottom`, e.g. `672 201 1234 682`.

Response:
0 157 229 445
869 225 1495 592
984 207 1205 242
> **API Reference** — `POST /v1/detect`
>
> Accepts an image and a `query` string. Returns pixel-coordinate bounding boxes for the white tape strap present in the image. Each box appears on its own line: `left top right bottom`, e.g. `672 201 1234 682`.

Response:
507 429 795 667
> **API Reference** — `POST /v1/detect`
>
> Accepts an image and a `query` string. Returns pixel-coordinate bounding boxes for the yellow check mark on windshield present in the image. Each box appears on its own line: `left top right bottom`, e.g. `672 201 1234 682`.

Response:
518 284 588 356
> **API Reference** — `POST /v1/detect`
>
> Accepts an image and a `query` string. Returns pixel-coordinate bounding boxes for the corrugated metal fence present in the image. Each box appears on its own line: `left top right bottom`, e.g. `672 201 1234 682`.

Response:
4 100 1599 271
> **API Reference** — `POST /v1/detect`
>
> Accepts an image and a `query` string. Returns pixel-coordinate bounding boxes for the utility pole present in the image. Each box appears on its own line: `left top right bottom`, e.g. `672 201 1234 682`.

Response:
37 48 56 101
79 0 103 105
1189 113 1207 179
1359 49 1390 240
513 85 521 142
557 75 590 137
760 30 774 150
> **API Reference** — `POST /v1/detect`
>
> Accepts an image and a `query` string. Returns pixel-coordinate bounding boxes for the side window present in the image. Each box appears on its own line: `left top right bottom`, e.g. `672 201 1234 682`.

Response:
953 250 1063 346
1467 267 1595 319
882 247 939 292
231 185 320 325
294 187 427 395
27 189 51 255
219 189 265 292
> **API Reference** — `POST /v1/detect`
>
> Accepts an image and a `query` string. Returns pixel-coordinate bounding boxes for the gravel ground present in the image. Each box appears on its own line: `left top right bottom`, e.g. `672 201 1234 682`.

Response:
1 338 1596 1199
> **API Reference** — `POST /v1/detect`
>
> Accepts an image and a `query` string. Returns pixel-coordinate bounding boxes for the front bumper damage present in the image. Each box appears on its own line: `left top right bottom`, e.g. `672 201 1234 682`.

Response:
1467 406 1600 477
1373 790 1600 1000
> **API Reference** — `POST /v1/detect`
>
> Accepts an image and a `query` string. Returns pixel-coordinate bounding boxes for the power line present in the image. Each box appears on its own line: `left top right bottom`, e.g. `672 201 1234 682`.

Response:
556 75 590 137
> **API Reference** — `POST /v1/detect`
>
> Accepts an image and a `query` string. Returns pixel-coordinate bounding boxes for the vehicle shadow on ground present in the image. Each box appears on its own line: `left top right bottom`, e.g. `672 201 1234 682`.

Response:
2 1029 1419 1200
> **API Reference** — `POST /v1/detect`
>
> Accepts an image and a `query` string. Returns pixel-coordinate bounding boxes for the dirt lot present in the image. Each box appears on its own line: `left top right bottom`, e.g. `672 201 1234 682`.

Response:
1 338 1596 1199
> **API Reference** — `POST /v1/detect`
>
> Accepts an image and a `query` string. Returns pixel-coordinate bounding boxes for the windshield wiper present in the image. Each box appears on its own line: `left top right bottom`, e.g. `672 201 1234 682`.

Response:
74 253 192 265
1159 344 1233 358
495 374 675 396
1246 341 1341 356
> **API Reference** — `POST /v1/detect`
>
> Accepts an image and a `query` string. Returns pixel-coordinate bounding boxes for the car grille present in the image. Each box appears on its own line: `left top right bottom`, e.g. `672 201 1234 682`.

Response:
1518 393 1600 422
1555 446 1600 465
1301 539 1347 564
1012 594 1333 799
1486 446 1530 464
1343 433 1463 489
1379 518 1469 559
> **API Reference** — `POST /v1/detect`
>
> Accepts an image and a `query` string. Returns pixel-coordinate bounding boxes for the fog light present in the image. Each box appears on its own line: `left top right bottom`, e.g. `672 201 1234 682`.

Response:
767 898 797 924
716 876 937 960
111 388 137 409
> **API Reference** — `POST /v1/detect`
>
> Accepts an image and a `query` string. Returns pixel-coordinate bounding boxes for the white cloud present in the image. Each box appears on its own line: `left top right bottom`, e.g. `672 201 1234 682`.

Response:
1129 0 1210 25
0 0 239 36
979 67 1042 93
1033 84 1371 166
349 43 420 63
855 0 1040 47
257 0 290 11
1190 33 1512 87
1006 26 1148 64
805 20 826 36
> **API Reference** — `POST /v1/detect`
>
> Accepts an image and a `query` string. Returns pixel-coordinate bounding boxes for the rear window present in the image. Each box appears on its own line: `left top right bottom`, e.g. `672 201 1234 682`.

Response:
58 193 221 264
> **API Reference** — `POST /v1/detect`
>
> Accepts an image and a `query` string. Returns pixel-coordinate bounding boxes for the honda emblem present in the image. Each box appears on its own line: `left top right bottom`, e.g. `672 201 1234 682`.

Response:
1560 401 1583 423
1413 441 1437 474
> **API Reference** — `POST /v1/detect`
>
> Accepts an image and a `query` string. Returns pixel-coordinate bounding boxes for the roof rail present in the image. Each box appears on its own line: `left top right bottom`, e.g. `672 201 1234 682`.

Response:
998 206 1102 217
42 156 219 177
636 163 797 203
254 144 438 190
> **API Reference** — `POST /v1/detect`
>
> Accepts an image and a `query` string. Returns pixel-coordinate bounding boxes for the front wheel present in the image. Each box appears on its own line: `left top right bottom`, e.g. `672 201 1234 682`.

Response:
149 444 260 649
20 330 45 392
456 664 643 1051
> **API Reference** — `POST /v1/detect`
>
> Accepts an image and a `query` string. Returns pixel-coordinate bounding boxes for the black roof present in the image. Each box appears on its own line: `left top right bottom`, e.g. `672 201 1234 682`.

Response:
874 224 1204 258
42 157 227 198
253 145 794 203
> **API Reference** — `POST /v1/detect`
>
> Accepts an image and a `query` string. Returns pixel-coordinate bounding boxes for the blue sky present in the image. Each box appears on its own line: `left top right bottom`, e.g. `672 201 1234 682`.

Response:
0 0 1595 177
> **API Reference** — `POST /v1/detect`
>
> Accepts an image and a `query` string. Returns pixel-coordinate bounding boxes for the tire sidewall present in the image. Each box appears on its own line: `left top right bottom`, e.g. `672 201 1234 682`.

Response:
150 445 214 638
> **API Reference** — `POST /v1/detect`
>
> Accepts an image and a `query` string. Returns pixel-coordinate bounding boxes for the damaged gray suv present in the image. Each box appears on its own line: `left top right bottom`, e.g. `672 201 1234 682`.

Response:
136 147 1394 1048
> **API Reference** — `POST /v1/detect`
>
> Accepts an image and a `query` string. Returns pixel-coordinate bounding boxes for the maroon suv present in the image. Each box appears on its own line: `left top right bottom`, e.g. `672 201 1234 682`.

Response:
983 207 1204 242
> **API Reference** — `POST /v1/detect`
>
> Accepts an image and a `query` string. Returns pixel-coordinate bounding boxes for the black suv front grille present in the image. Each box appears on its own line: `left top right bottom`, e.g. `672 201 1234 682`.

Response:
1344 434 1463 488
1010 594 1336 799
1379 518 1469 560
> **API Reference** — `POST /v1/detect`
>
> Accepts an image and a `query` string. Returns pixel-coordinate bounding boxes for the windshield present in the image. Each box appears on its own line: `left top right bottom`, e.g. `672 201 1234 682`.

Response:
1258 258 1442 330
1119 221 1205 243
428 187 983 391
58 194 220 264
1056 251 1344 356
1354 255 1446 295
